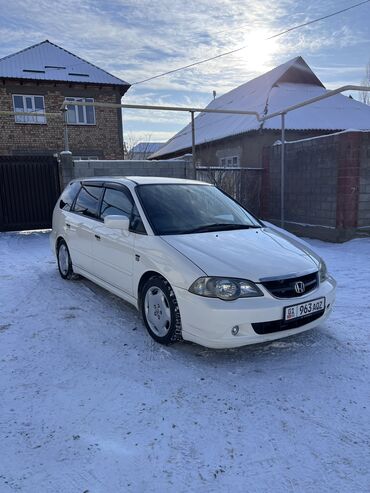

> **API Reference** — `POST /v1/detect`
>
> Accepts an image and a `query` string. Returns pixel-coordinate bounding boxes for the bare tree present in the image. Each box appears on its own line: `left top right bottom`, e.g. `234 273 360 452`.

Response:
359 60 370 105
124 132 154 159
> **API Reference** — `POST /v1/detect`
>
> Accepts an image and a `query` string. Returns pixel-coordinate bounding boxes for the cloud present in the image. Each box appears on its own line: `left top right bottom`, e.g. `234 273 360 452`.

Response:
1 0 368 143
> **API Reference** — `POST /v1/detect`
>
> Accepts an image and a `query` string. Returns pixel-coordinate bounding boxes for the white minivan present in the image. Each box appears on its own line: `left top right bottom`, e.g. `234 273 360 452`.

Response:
50 177 336 349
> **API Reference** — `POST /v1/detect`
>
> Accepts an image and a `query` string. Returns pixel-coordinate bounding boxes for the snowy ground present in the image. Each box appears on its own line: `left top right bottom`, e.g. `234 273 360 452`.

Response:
0 231 369 493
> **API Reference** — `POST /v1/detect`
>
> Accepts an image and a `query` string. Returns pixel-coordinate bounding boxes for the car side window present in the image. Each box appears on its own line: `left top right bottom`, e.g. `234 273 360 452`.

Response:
73 185 102 219
100 188 133 218
59 182 81 211
100 187 147 234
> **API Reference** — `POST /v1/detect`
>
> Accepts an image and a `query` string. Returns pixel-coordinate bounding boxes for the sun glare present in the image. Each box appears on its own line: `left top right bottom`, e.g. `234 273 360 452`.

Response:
243 28 279 71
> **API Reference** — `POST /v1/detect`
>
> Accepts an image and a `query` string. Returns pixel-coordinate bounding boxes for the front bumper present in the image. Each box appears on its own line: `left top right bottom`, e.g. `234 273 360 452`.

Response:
174 277 336 349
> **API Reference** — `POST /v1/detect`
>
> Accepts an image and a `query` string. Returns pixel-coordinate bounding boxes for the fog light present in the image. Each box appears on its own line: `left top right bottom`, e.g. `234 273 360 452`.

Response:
231 325 239 336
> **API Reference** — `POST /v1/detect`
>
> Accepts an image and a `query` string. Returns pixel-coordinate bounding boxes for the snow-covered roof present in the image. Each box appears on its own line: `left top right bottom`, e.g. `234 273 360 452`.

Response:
0 40 130 92
131 142 164 153
151 56 370 159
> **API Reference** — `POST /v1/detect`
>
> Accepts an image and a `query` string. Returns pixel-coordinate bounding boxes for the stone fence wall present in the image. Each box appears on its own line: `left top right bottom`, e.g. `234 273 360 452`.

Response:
261 131 370 241
58 131 370 242
59 152 194 188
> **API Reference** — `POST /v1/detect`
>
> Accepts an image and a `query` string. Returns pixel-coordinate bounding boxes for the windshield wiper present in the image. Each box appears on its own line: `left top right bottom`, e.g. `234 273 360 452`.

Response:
179 223 261 234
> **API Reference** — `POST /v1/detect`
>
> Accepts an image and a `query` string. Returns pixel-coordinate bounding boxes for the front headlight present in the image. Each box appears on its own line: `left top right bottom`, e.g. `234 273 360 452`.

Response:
319 260 328 283
189 277 263 301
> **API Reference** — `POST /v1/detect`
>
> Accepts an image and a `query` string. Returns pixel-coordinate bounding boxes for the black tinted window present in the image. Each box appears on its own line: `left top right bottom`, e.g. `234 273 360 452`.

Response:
100 187 146 234
59 182 81 211
136 184 260 235
73 185 102 218
131 204 146 234
100 188 132 218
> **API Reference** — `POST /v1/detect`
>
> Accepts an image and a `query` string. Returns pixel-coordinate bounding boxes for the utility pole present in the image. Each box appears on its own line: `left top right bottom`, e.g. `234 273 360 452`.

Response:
190 111 196 172
62 108 69 152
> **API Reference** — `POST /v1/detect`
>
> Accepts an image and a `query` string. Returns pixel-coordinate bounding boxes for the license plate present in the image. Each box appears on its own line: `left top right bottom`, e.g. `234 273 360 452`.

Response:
284 297 325 321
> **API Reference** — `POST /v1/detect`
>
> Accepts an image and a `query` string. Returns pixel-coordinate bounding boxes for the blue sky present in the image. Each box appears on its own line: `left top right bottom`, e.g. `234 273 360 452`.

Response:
0 0 369 144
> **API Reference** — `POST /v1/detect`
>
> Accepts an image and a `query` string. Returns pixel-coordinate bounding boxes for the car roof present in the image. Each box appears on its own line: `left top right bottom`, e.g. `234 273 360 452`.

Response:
79 176 210 186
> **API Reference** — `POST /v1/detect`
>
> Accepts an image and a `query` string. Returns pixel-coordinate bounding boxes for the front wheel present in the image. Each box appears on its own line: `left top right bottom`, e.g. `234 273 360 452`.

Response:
141 276 182 345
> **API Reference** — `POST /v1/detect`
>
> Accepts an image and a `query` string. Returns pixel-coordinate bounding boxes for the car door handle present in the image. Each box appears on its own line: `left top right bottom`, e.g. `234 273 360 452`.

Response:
66 223 71 229
95 234 101 241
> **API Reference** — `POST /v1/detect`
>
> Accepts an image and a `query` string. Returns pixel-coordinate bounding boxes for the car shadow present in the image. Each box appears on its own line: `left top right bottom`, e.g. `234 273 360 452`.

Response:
67 274 341 370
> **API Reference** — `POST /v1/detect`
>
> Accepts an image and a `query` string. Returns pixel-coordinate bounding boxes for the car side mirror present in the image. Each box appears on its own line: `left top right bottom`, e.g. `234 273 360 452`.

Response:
104 215 130 230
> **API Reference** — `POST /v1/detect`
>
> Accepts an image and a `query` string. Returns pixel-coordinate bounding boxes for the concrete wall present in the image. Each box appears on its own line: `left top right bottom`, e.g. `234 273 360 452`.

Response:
261 131 370 241
358 132 370 230
263 136 338 227
58 131 370 242
0 81 124 159
59 153 194 188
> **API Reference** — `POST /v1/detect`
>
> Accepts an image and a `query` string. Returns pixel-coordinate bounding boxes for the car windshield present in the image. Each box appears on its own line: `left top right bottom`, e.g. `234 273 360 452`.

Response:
136 184 262 235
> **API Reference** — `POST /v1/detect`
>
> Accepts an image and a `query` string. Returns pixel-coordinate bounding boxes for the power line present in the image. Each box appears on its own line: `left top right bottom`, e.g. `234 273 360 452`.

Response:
132 0 370 85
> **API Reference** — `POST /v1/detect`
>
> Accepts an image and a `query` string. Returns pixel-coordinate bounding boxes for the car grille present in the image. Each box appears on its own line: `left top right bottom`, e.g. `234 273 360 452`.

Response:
252 310 325 335
261 272 318 299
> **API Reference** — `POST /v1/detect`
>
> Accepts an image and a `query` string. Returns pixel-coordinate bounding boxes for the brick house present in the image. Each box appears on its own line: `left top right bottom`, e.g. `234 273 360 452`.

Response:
0 40 130 159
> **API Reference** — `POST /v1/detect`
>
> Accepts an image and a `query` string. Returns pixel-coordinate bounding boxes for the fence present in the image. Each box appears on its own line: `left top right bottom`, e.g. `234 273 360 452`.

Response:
261 131 370 242
0 155 60 232
58 136 370 243
57 155 263 216
58 153 194 188
196 166 263 215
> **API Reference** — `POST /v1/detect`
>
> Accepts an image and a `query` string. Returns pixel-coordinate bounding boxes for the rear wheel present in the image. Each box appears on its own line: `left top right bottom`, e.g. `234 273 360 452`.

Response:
57 240 77 280
141 276 182 345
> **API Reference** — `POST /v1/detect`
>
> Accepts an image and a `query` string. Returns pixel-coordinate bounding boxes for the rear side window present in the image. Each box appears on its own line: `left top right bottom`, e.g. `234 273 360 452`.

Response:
73 185 102 218
100 188 133 218
59 182 81 211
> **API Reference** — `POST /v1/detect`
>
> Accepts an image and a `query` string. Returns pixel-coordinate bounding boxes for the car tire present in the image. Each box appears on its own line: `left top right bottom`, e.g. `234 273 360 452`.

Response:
57 240 78 280
141 276 182 345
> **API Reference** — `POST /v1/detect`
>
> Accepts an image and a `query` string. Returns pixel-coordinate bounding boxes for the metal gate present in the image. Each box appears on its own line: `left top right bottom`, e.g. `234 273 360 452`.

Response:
196 166 263 216
0 156 60 232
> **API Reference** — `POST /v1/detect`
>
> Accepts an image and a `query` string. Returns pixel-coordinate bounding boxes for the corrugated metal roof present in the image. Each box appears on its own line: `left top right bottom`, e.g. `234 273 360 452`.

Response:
151 57 370 159
0 40 130 90
263 83 370 130
131 142 164 153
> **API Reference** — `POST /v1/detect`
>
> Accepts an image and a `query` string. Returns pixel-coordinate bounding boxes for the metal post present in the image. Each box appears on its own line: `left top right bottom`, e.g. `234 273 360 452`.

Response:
190 111 196 171
281 113 286 229
63 109 69 152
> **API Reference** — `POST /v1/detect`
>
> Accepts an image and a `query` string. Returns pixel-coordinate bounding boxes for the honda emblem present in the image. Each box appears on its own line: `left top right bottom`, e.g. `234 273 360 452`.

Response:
294 281 305 294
